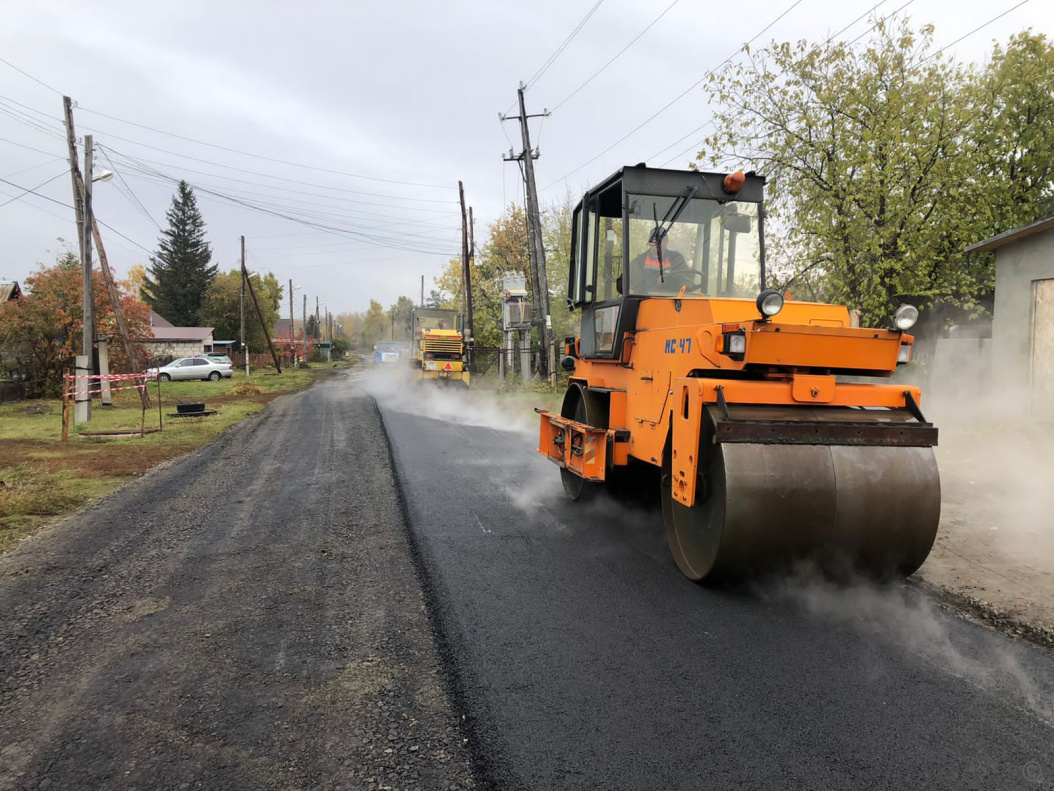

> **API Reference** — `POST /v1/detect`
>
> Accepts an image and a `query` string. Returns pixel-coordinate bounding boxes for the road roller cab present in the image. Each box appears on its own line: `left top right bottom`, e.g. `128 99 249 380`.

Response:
537 165 941 582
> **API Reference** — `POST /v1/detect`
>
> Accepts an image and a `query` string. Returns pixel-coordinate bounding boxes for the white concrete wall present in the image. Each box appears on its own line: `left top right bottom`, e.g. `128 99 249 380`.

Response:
142 341 207 360
993 233 1054 408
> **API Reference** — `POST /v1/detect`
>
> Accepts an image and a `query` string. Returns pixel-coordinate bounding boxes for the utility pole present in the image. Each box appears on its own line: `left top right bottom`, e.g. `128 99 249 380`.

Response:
63 97 90 424
63 98 148 409
458 181 474 341
242 259 281 372
82 136 95 368
502 84 553 381
302 293 308 360
288 278 295 364
315 297 320 343
420 275 424 308
240 236 248 377
63 97 86 270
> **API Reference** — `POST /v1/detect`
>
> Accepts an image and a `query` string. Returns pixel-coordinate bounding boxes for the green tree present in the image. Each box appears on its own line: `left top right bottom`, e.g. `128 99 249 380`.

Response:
362 300 387 348
700 20 984 324
389 296 416 341
542 191 580 345
199 270 282 353
968 31 1054 231
142 181 216 325
434 204 531 349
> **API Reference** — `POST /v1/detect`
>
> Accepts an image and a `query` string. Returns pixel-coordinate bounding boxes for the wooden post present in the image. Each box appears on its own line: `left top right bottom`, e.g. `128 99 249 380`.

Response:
88 212 150 408
288 278 295 365
242 262 282 372
157 374 163 431
61 374 70 443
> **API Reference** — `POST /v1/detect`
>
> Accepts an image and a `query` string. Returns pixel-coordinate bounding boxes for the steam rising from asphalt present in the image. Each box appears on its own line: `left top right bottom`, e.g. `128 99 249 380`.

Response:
356 364 536 435
767 571 1054 727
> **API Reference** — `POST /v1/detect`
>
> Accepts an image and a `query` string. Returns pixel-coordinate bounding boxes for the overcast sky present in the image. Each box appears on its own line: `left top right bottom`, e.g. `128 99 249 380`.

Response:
2 0 1051 315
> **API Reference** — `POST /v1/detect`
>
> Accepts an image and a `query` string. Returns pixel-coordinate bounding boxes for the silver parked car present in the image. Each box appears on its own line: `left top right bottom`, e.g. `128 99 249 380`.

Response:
148 356 234 382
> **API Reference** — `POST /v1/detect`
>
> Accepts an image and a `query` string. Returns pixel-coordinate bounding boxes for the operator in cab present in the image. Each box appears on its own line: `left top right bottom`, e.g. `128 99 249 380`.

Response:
630 227 689 295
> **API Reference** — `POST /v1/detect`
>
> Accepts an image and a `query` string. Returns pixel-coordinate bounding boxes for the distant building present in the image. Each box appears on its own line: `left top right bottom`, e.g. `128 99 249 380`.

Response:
0 282 23 304
966 214 1054 412
142 310 215 359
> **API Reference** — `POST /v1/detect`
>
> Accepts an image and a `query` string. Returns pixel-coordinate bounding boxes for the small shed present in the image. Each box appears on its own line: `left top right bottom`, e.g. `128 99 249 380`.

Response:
966 214 1054 412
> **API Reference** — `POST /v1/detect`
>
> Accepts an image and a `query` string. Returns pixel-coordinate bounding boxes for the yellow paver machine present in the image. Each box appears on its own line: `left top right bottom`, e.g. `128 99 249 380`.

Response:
537 166 941 581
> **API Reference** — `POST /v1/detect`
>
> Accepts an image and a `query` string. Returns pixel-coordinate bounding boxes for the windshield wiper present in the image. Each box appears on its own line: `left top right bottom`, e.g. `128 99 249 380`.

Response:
651 186 697 283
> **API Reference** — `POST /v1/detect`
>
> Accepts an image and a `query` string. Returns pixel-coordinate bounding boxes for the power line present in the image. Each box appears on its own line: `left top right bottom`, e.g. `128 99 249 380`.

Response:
76 105 456 190
542 0 804 191
120 161 457 256
0 56 63 95
98 145 162 230
551 0 683 112
0 135 61 158
925 0 1030 61
0 174 153 254
100 144 457 213
106 149 459 231
0 170 67 209
525 0 607 91
827 0 891 43
651 0 917 170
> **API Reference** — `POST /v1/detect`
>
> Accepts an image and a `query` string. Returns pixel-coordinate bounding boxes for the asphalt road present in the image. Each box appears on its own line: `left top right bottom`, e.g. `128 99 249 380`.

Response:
0 377 474 791
376 377 1054 791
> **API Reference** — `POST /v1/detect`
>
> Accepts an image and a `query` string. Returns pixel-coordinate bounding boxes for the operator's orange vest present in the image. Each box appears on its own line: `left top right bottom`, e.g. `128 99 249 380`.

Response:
644 254 673 271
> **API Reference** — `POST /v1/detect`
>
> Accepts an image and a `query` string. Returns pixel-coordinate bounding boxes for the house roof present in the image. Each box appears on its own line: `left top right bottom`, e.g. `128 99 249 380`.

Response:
0 282 23 303
149 309 174 327
148 326 215 342
965 213 1054 254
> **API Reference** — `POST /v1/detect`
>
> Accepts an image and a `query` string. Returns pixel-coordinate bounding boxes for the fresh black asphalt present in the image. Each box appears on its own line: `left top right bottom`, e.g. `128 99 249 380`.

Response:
378 381 1054 791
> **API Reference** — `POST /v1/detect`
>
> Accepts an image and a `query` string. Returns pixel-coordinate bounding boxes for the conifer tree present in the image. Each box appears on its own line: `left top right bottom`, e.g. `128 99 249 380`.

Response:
142 181 216 325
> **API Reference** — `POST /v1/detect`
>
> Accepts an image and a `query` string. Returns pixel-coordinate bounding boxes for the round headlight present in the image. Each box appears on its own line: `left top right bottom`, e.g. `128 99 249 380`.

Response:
756 289 784 318
893 304 919 331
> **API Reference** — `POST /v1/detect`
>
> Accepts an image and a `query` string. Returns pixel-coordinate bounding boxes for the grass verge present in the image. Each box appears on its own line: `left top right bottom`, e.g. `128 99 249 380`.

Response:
0 366 325 552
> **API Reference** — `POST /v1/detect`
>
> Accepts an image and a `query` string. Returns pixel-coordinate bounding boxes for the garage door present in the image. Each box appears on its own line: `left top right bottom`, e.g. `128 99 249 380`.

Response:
1033 278 1054 415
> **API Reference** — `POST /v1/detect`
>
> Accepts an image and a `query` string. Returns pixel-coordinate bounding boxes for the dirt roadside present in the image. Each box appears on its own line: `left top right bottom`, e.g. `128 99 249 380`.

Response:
0 376 476 790
915 420 1054 648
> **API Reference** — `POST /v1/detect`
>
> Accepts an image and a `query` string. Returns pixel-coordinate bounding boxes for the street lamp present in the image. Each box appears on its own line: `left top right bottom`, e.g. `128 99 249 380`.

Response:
240 270 259 377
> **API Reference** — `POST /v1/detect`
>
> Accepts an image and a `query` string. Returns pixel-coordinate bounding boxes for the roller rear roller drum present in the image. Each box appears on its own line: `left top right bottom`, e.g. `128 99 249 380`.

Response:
661 409 941 582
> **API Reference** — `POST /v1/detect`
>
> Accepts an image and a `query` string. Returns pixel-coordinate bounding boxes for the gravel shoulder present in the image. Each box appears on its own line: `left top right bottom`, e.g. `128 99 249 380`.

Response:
0 375 475 791
916 420 1054 648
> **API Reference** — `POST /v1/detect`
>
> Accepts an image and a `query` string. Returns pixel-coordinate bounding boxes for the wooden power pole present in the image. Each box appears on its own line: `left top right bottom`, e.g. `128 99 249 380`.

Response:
242 259 281 373
458 181 473 341
288 278 295 363
502 85 553 380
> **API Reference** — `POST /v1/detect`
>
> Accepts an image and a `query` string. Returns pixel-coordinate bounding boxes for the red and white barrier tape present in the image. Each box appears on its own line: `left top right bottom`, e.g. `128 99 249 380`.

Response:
64 383 148 398
64 373 149 381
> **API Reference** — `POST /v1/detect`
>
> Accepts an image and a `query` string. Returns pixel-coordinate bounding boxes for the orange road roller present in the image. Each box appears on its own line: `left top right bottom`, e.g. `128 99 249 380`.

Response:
537 165 940 581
